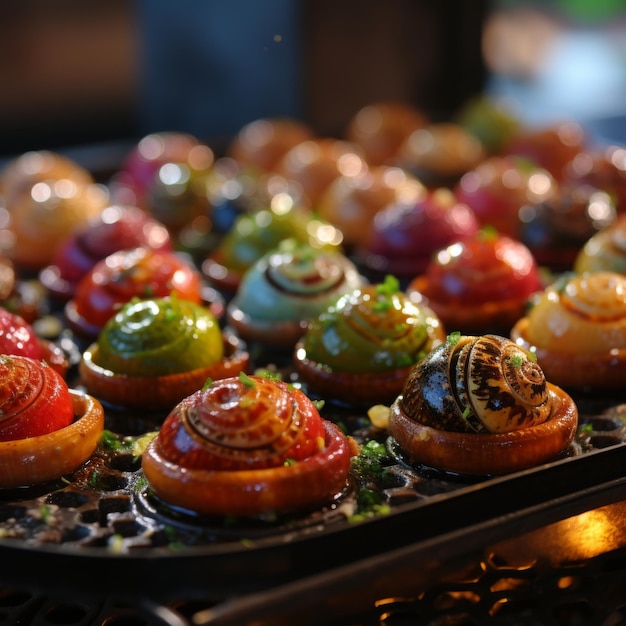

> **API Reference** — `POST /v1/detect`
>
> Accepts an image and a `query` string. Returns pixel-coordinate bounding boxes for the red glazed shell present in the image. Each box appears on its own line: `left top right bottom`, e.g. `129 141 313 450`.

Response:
0 355 74 442
407 231 543 335
142 375 352 517
0 361 104 488
0 306 68 377
64 246 206 339
40 205 172 301
356 188 479 278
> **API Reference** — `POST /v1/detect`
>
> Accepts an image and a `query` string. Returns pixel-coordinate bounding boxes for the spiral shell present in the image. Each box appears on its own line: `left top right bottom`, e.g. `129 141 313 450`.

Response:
510 271 626 390
574 215 626 275
95 297 224 377
142 374 352 516
298 278 445 375
227 241 364 341
400 334 551 434
157 375 325 471
0 355 75 441
519 272 626 357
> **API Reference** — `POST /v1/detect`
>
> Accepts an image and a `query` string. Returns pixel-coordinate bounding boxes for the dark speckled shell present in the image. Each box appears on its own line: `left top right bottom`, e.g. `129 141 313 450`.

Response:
400 334 551 434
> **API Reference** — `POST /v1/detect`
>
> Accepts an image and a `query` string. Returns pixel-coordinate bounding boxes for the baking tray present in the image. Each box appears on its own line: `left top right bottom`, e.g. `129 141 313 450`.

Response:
1 356 625 606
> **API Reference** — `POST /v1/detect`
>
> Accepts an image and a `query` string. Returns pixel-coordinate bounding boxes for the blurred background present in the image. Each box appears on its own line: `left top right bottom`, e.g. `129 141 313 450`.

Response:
0 0 624 161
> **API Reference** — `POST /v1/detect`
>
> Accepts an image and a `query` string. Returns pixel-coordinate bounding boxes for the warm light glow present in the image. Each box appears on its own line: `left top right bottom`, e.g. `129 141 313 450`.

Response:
554 508 623 560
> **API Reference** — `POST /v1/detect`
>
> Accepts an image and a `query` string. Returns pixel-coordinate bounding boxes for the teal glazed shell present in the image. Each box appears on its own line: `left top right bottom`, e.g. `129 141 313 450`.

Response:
226 241 364 347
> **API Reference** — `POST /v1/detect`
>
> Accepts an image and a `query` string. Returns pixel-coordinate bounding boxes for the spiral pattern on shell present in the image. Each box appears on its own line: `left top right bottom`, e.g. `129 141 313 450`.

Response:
95 297 224 377
0 355 75 441
560 272 626 320
400 334 551 434
299 281 444 374
156 375 326 471
229 243 364 327
574 215 626 275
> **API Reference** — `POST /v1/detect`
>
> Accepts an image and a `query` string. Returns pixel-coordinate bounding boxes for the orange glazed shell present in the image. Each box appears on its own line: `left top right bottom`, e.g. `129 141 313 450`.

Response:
389 383 577 476
511 316 626 391
0 390 104 489
510 272 626 391
79 335 249 411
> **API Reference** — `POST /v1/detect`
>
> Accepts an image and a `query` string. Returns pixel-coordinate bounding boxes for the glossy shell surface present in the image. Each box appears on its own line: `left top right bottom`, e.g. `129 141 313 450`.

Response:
408 232 543 334
142 375 352 517
511 272 626 390
227 242 365 347
388 334 578 475
294 279 446 404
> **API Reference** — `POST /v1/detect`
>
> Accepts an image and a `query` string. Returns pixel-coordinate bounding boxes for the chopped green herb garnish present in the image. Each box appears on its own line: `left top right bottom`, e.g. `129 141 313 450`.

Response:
39 505 51 524
447 331 462 346
350 440 389 482
508 353 524 368
348 488 391 523
253 368 282 382
478 225 499 242
100 429 126 452
373 299 393 313
239 371 256 387
525 348 538 363
462 406 471 420
312 399 326 411
376 275 400 296
283 458 297 467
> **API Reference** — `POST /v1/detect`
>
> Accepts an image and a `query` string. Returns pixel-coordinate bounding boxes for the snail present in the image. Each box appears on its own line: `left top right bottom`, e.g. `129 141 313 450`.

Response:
510 271 626 391
80 296 249 411
407 229 543 335
226 240 365 349
395 122 487 189
110 131 214 233
141 374 353 517
0 150 108 272
65 246 222 341
388 333 578 475
0 306 68 377
202 205 343 295
40 204 172 302
355 188 479 279
0 355 104 488
294 275 446 405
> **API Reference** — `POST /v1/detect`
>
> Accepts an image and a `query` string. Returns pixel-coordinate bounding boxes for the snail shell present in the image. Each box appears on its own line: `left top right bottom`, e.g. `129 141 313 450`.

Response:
510 271 626 390
0 355 75 441
400 334 550 434
142 375 352 516
157 375 326 471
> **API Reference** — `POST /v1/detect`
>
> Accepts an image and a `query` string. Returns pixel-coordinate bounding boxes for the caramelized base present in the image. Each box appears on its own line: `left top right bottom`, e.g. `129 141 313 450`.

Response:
0 390 104 489
79 336 250 411
408 275 530 335
388 384 578 476
293 343 414 406
142 420 352 517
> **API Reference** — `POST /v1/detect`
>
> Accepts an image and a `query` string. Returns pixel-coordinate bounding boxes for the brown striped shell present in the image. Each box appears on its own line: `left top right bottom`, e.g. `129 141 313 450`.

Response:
400 334 551 434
